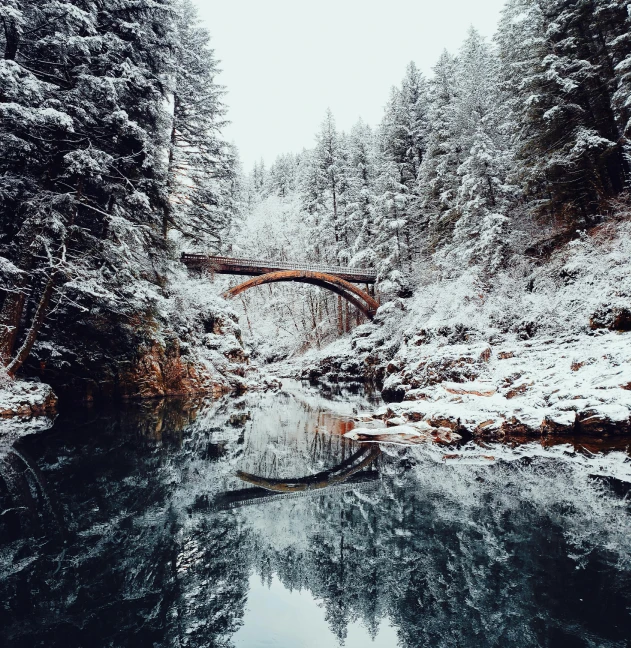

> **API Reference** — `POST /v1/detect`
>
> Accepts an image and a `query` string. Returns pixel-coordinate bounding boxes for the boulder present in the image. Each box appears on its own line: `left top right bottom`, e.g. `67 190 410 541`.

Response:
501 417 539 437
576 405 631 435
541 411 577 435
0 380 57 419
473 419 504 438
590 305 631 332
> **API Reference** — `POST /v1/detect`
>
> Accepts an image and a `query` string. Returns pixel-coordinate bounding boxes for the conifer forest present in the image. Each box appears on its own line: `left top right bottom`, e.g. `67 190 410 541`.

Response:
1 2 631 647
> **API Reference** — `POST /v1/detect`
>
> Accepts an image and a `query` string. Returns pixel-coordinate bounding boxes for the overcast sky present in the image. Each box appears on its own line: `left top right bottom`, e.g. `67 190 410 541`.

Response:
192 0 507 170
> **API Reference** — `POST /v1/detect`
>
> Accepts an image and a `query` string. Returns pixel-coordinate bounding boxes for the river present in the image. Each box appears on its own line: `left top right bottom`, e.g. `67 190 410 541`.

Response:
1 380 630 647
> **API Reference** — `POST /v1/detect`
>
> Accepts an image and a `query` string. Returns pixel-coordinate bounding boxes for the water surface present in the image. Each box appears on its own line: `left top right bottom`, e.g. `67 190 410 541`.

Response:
1 381 630 647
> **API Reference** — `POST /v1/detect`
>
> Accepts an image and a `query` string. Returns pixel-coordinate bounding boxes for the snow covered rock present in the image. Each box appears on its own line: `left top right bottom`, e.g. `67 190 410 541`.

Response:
0 377 57 420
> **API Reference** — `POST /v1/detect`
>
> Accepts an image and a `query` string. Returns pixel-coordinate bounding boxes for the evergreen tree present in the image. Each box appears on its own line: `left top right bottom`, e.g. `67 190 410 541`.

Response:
451 28 515 269
418 50 461 248
377 63 430 264
598 0 631 167
372 150 409 271
0 0 176 373
301 109 348 263
268 153 299 198
498 0 630 225
166 0 235 251
347 120 378 268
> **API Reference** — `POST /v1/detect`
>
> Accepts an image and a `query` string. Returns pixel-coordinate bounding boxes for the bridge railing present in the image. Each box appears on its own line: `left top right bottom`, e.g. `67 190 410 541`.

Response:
181 253 378 280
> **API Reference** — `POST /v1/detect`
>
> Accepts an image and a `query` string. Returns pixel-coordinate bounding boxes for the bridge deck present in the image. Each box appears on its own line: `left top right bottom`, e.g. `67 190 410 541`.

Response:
181 253 377 284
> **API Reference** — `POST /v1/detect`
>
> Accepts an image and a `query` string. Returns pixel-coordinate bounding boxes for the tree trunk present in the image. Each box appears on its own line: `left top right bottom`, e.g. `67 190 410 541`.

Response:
239 294 254 336
7 272 56 378
3 18 19 60
164 94 179 239
337 295 344 334
0 251 34 365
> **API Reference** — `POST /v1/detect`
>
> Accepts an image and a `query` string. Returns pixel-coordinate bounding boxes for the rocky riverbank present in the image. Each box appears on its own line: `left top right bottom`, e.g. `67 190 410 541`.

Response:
279 219 631 441
0 269 276 426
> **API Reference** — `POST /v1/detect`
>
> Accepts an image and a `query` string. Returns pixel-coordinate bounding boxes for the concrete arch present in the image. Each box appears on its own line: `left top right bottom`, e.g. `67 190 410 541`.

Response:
224 270 379 320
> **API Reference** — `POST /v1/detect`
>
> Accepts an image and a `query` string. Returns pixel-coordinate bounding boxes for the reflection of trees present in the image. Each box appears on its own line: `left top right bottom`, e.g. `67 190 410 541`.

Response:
0 399 251 648
243 454 631 647
1 389 630 648
170 513 251 647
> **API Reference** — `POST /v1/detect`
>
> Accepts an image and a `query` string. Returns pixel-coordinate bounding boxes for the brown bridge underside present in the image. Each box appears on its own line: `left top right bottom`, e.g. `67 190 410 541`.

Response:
224 270 380 319
236 446 381 493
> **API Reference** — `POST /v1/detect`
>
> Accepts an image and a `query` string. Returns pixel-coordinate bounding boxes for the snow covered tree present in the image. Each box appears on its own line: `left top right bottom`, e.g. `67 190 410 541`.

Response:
165 0 236 251
315 109 345 255
597 0 631 170
299 109 349 263
268 153 300 198
0 0 176 376
417 50 461 248
376 63 430 265
346 120 378 268
498 0 630 225
450 28 515 269
372 150 409 272
382 62 430 187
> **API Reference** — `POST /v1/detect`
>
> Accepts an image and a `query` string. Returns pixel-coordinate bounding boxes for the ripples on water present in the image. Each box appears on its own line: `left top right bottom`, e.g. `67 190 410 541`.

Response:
0 381 630 647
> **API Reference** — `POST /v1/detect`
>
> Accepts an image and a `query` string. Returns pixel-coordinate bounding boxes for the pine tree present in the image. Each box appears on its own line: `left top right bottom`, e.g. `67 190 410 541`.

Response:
0 0 176 373
165 0 234 251
301 109 348 263
450 28 515 269
377 63 430 264
315 109 344 252
347 120 378 268
597 0 631 168
372 150 408 271
498 0 630 225
268 153 299 198
418 49 461 248
382 62 430 187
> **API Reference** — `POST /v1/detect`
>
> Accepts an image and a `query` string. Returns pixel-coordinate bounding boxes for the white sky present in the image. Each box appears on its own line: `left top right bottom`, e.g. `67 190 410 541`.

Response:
192 0 507 170
233 574 399 647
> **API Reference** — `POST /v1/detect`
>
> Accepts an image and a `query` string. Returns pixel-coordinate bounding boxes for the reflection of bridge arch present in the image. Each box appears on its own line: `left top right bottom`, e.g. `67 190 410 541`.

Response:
237 445 381 493
224 271 380 320
209 446 381 511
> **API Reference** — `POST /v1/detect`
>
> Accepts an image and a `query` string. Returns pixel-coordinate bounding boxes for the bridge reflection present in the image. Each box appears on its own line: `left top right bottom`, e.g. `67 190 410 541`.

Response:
207 446 381 511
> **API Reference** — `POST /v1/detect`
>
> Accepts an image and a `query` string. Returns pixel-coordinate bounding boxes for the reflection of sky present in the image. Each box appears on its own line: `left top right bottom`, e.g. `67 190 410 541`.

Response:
233 573 399 648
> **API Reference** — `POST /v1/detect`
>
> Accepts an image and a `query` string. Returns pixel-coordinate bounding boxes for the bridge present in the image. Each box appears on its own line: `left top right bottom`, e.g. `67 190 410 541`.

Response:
182 254 380 319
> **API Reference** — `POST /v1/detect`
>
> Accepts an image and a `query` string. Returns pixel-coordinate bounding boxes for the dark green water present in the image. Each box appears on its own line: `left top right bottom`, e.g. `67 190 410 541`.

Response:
1 381 630 647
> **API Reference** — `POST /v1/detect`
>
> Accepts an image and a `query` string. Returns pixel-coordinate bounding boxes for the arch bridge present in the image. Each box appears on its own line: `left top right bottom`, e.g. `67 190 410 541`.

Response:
181 254 379 320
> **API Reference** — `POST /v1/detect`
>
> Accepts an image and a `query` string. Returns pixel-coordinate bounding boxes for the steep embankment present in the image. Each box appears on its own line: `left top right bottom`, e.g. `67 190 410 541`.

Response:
290 218 631 438
26 264 253 402
0 263 262 419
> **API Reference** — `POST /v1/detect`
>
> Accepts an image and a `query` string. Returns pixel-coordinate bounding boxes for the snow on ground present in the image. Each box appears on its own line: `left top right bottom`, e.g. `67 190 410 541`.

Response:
374 330 631 437
290 218 631 439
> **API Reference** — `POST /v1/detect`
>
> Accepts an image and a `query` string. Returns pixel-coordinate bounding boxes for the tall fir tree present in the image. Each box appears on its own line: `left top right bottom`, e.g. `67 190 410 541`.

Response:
0 0 177 372
497 0 630 225
165 0 235 251
376 63 430 265
418 49 461 248
347 120 378 268
451 28 515 269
